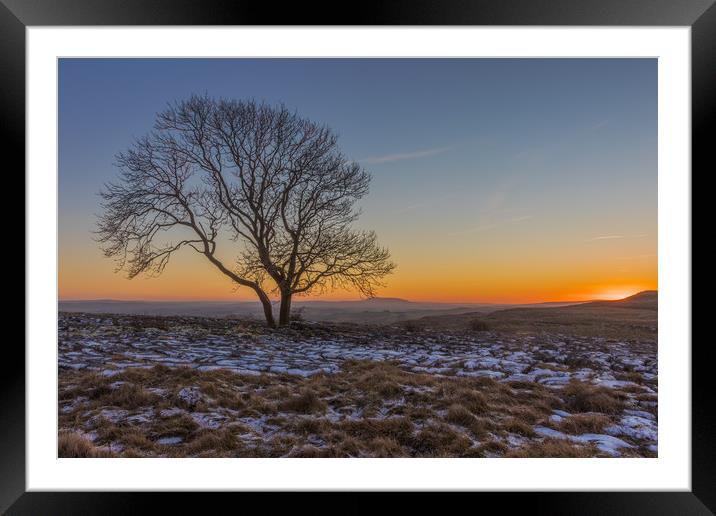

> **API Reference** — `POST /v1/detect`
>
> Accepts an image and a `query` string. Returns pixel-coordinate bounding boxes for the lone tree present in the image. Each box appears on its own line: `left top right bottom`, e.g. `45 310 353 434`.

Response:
97 95 395 327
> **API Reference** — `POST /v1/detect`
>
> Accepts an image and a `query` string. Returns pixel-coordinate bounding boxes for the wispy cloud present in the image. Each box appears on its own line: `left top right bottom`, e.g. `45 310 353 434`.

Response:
590 235 624 241
360 146 452 165
590 234 648 241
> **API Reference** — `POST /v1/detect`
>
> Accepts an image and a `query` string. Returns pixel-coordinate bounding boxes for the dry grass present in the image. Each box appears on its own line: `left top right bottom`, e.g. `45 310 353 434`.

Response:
450 388 489 415
278 389 327 414
58 431 116 458
411 423 473 456
103 384 160 409
556 414 612 435
477 440 509 456
561 381 626 414
340 417 414 446
505 438 598 458
445 404 477 427
501 417 537 437
58 360 639 458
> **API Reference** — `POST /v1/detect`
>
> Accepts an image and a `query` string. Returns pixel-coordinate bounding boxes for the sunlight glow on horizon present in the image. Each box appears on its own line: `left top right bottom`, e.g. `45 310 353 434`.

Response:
57 290 657 304
58 258 657 305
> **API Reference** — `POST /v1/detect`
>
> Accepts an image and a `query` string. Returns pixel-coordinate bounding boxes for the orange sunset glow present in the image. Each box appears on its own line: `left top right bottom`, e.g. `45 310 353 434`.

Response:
59 230 657 304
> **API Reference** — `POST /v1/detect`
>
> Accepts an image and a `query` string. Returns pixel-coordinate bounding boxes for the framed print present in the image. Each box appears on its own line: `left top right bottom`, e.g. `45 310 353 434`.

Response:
4 0 712 513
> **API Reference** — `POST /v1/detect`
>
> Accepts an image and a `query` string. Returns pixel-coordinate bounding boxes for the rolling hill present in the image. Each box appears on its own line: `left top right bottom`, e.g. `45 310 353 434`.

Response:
577 290 658 310
405 291 658 340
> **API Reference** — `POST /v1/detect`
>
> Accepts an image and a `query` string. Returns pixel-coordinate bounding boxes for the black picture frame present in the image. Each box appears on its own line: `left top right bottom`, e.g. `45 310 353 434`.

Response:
4 0 711 513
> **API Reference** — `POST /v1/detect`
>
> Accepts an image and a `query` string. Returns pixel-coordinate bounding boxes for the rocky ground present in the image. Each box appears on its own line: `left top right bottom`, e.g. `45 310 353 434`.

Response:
58 312 657 458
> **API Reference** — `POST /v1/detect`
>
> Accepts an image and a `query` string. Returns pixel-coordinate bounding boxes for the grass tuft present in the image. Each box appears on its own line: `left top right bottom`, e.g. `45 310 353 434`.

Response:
58 431 116 458
556 414 612 435
278 389 326 414
506 438 597 458
561 381 625 415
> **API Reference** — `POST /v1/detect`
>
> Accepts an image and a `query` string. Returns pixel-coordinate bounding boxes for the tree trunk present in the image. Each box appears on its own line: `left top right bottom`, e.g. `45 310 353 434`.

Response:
256 289 276 328
278 291 292 326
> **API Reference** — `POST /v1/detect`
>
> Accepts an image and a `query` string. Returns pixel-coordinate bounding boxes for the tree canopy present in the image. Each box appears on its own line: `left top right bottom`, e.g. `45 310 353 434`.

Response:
97 95 395 326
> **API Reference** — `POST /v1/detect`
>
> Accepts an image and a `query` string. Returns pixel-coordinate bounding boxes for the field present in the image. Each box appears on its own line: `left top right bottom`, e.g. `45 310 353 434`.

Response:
58 293 657 458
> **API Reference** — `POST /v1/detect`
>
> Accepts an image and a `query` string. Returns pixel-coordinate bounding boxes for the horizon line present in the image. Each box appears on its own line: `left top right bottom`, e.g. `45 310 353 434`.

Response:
58 290 657 305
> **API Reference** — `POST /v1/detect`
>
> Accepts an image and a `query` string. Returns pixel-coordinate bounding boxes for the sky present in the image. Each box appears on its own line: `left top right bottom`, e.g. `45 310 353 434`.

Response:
58 58 657 303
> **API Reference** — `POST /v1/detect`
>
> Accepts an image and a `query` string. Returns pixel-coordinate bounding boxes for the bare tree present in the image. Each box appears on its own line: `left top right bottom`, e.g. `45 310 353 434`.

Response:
96 95 395 327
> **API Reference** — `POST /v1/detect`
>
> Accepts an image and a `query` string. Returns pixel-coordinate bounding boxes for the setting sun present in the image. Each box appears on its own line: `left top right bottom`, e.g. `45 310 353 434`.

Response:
593 290 641 301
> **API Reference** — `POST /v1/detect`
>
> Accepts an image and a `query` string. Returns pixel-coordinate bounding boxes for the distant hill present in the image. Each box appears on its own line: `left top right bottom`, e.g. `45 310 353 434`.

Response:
578 290 658 310
58 297 582 325
58 298 498 324
364 297 412 304
403 291 658 340
58 300 264 319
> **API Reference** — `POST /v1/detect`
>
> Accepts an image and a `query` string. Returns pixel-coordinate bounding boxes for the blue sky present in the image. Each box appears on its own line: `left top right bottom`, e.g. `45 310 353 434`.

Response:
59 58 657 302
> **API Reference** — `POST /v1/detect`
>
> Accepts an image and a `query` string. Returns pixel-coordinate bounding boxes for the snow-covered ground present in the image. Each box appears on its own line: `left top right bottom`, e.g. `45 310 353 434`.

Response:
58 312 658 457
59 313 657 387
